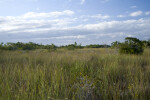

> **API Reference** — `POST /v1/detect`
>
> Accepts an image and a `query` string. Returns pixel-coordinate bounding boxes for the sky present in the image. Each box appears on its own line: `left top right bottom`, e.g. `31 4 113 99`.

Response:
0 0 150 45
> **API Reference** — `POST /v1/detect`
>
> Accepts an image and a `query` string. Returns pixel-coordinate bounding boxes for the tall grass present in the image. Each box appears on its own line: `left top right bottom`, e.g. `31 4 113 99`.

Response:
0 48 149 100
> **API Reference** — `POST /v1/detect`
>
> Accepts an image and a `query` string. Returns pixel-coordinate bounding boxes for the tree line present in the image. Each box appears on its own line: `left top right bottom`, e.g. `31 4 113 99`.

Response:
0 37 150 54
0 42 110 51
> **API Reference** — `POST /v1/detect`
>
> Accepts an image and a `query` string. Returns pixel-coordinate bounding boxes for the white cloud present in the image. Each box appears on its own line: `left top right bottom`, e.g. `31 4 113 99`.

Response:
56 35 86 39
0 0 38 3
117 15 125 18
100 0 109 3
0 11 150 45
83 19 88 22
34 35 86 40
0 15 77 32
130 6 137 8
145 11 150 15
2 17 149 38
80 0 85 4
22 10 74 19
130 11 143 17
80 14 110 20
91 14 110 19
1 13 149 33
75 19 150 31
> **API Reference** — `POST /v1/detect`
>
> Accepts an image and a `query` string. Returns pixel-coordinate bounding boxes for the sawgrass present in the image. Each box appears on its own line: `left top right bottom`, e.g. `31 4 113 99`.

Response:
0 48 149 100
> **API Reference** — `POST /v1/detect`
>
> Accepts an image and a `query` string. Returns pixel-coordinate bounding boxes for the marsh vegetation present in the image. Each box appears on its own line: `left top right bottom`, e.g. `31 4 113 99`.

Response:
0 48 150 100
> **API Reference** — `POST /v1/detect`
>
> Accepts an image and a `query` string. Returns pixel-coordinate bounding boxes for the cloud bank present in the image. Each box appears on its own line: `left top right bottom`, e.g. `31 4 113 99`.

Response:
0 10 150 45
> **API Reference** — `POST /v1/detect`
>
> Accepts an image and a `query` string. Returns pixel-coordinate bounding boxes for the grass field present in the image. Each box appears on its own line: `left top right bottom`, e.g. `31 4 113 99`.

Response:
0 48 150 100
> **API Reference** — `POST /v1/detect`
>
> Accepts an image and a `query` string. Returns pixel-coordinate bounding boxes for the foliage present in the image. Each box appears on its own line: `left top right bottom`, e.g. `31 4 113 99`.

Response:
60 42 84 50
0 42 57 51
142 40 150 48
85 44 110 48
111 41 121 48
119 37 144 54
1 37 150 51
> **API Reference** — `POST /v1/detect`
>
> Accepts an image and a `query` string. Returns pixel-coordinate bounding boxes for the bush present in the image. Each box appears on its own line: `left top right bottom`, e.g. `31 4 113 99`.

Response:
111 41 121 49
119 37 144 54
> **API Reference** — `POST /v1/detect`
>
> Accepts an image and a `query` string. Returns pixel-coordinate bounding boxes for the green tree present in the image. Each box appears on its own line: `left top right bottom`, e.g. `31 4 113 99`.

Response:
119 37 144 54
50 43 57 50
111 41 121 48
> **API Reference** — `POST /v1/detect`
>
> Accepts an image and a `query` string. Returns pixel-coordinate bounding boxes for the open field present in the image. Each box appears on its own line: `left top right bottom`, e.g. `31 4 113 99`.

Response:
0 48 150 100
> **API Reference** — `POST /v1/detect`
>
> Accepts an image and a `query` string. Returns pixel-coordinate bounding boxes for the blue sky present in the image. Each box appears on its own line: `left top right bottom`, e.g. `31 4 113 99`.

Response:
0 0 150 45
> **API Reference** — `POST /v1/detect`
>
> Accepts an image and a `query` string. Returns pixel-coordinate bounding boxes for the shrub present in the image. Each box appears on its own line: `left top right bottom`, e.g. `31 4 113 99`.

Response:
111 41 121 49
119 37 144 54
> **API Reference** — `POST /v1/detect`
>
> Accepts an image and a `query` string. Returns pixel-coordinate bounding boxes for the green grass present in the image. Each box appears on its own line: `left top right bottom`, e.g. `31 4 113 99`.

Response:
0 48 150 100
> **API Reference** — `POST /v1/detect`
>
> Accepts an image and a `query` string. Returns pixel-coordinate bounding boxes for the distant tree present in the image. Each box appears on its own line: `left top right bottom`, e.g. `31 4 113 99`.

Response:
67 44 76 50
85 44 110 48
62 42 83 50
142 40 149 48
119 37 144 54
49 43 57 51
6 42 17 50
74 42 77 47
0 42 3 50
15 42 24 49
111 41 121 48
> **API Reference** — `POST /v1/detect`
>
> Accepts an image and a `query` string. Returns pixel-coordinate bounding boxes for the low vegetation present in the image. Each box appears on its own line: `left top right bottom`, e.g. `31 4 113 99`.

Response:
1 37 150 54
0 37 150 99
0 48 150 100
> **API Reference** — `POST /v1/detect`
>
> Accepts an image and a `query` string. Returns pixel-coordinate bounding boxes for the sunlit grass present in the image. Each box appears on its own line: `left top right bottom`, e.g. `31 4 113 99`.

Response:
0 48 150 100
